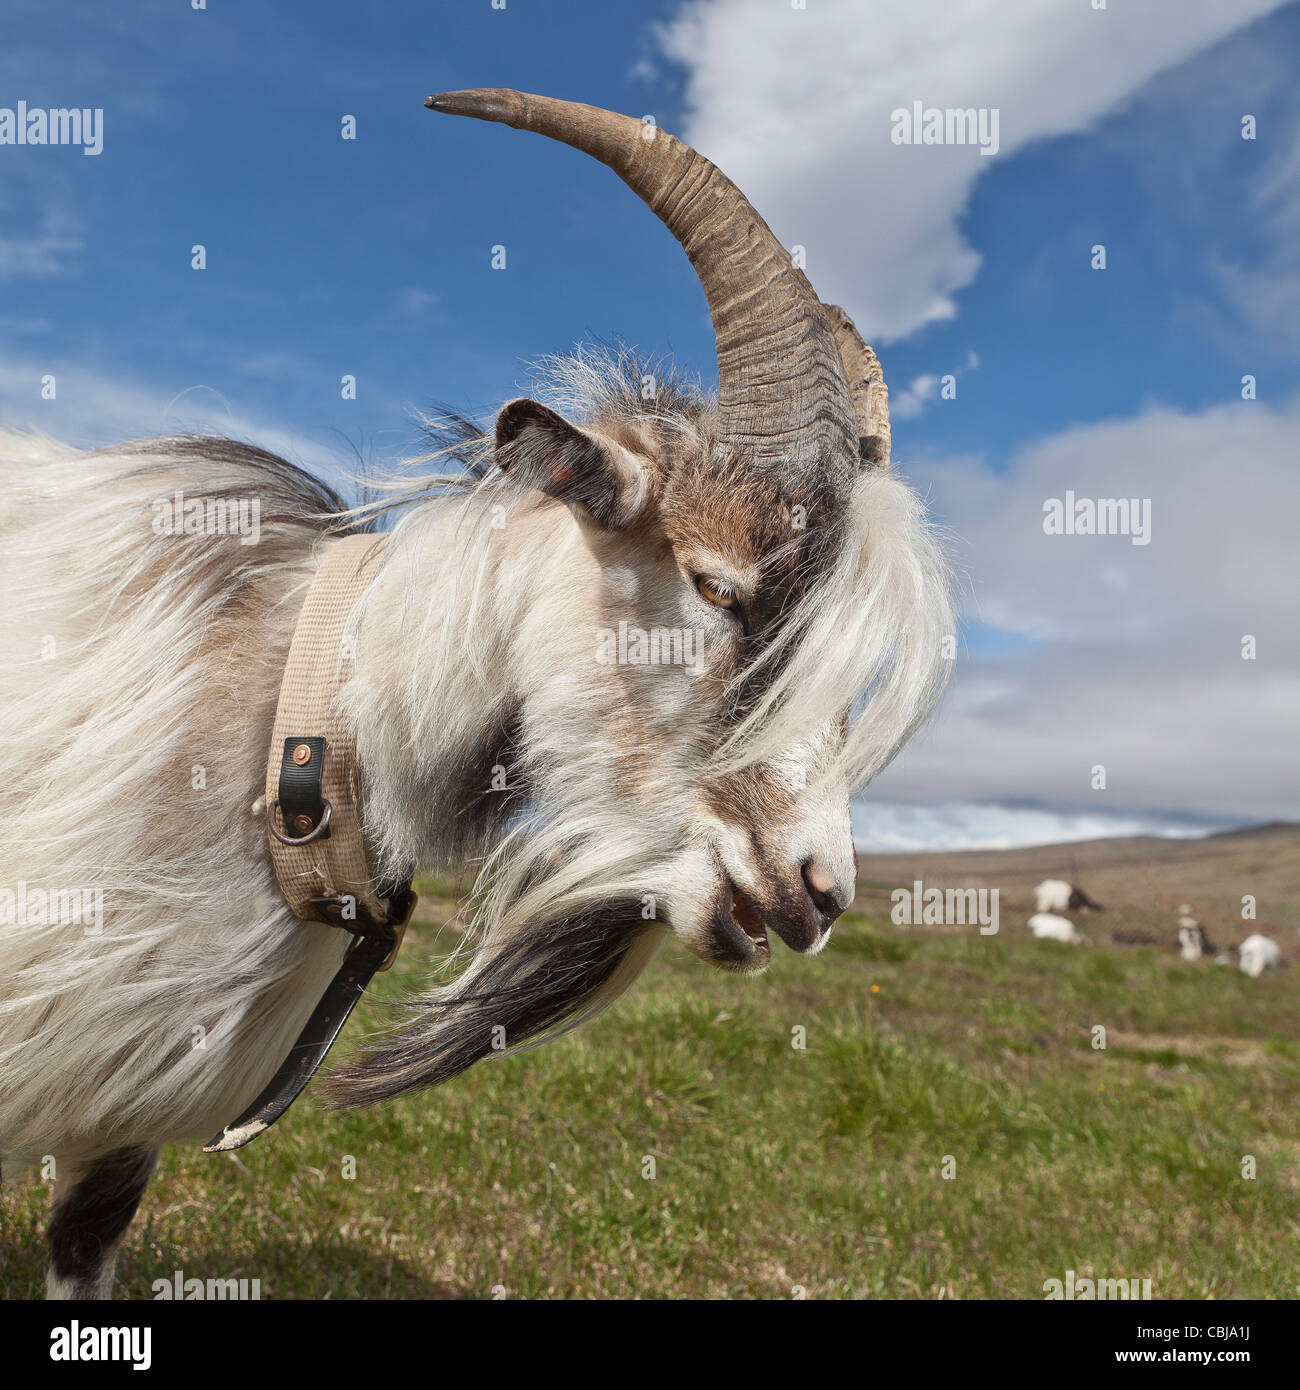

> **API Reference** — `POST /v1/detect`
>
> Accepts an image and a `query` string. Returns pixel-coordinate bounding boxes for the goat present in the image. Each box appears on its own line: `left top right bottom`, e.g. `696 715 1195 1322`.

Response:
1027 913 1087 944
1033 878 1103 914
1177 917 1215 962
0 90 953 1297
1237 934 1282 978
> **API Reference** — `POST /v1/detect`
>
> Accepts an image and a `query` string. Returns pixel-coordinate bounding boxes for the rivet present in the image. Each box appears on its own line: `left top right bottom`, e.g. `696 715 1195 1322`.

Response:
292 814 314 834
292 743 313 766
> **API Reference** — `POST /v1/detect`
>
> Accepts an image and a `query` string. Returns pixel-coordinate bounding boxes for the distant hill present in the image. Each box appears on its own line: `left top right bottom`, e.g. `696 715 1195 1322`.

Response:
1204 820 1299 840
856 823 1300 945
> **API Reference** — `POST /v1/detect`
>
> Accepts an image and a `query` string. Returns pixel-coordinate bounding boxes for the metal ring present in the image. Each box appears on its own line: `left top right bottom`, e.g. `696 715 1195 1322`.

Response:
267 798 332 846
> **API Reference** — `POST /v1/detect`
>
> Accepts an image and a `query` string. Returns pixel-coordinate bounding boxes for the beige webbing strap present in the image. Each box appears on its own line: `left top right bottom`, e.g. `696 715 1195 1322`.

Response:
266 532 388 922
204 531 412 1153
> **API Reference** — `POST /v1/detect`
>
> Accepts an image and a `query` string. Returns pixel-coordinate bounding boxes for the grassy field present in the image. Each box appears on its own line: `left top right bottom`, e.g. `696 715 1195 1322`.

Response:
3 826 1299 1299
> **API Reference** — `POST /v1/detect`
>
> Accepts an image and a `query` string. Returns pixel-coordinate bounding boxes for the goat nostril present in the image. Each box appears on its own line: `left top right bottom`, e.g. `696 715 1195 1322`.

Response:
804 861 836 896
801 860 845 923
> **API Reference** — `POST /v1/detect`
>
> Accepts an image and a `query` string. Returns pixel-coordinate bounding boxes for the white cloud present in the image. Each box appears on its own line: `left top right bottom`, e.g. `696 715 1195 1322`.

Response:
0 203 82 278
892 351 979 420
851 799 1223 854
658 0 1289 340
930 398 1297 643
872 397 1300 822
1214 119 1300 349
396 287 440 319
0 352 345 484
891 373 939 421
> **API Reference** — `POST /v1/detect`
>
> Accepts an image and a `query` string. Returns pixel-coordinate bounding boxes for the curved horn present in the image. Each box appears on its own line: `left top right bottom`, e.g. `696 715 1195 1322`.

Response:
822 304 890 470
425 89 857 474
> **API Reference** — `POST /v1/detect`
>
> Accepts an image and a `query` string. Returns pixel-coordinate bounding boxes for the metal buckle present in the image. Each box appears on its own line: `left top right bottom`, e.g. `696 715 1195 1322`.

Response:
267 797 333 845
377 887 418 971
305 886 417 972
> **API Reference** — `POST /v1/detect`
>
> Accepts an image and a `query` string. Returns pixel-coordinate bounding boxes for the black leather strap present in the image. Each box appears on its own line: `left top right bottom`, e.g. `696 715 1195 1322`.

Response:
275 736 329 840
203 886 416 1152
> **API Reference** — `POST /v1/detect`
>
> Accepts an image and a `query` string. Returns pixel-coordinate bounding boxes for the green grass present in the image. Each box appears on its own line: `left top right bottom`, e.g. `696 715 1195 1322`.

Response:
4 889 1300 1299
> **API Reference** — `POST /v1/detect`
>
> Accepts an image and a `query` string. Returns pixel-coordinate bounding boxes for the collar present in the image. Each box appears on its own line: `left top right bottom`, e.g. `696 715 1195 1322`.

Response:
204 533 417 1152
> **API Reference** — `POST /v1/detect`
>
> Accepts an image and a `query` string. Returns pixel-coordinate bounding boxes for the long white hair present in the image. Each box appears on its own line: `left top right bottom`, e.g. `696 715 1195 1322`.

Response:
0 352 953 1153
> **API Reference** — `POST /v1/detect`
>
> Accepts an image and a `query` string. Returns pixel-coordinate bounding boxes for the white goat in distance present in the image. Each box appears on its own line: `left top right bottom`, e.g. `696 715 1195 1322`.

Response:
1238 934 1282 978
1033 878 1104 914
1177 911 1216 962
1026 912 1089 945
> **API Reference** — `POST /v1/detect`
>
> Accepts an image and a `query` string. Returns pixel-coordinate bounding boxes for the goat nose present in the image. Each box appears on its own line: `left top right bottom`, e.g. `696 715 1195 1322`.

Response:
801 859 850 926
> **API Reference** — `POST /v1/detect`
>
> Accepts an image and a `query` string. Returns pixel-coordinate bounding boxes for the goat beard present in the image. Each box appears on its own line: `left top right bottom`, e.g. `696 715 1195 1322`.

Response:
323 899 654 1107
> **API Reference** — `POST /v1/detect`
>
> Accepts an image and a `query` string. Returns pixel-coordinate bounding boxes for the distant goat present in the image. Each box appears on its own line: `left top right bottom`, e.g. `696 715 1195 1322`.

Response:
1027 912 1087 944
1033 878 1103 914
1238 934 1282 978
1177 917 1214 962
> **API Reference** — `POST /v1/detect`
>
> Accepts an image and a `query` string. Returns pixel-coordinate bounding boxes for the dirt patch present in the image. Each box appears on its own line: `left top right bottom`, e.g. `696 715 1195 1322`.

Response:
1109 1030 1275 1067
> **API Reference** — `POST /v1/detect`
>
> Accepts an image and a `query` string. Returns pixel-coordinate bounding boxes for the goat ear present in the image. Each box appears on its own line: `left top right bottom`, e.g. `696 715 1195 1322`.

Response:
494 398 649 529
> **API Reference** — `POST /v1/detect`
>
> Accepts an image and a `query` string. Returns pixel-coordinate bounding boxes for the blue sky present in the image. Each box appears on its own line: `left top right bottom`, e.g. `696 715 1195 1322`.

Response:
3 0 1298 848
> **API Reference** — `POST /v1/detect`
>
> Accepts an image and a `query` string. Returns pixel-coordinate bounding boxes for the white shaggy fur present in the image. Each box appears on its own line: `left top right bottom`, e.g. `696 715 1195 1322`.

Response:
0 433 349 1163
0 358 953 1218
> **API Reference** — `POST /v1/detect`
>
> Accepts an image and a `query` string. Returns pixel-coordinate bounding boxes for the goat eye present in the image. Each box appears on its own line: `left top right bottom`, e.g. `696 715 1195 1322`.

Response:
695 574 740 613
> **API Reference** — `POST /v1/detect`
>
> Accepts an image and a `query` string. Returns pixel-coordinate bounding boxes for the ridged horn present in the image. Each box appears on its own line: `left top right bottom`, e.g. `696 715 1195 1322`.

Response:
425 88 858 475
822 303 891 469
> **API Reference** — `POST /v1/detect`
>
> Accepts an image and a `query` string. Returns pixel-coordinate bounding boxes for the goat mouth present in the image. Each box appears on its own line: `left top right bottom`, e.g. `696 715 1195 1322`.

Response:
726 881 770 960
